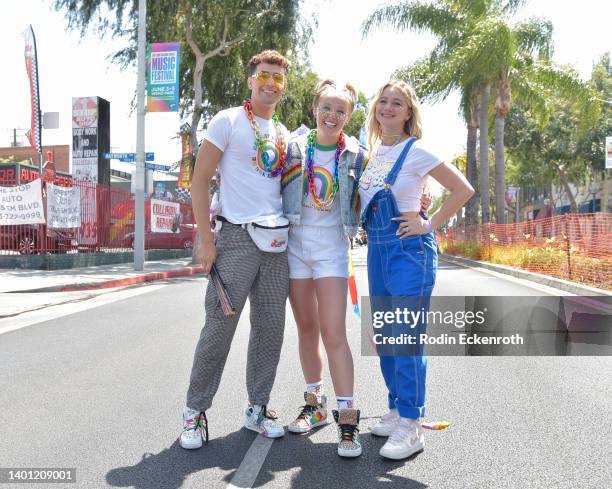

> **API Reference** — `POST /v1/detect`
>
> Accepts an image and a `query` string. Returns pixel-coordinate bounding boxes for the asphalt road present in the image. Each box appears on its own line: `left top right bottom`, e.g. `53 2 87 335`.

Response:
1 251 611 489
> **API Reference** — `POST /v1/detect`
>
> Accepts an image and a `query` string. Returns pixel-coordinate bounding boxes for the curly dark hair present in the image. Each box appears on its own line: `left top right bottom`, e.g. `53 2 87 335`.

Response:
248 50 289 75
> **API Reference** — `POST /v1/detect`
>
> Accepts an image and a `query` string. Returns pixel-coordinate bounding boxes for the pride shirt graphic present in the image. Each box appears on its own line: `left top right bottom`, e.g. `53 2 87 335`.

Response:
302 166 335 211
251 139 283 178
359 160 394 191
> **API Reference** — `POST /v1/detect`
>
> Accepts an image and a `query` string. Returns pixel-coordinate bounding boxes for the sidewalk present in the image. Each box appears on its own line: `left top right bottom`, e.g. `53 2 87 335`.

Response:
0 258 205 293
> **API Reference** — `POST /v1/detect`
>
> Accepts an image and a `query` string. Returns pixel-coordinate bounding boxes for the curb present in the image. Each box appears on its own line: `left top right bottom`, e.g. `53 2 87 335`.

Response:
440 254 611 296
8 265 206 294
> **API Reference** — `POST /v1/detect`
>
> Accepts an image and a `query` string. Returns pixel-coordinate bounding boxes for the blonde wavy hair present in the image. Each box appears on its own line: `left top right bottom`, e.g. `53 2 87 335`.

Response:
312 79 357 114
366 80 423 148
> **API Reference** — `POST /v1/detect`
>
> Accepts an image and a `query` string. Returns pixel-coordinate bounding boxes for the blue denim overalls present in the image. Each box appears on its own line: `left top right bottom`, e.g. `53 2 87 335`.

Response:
362 137 437 419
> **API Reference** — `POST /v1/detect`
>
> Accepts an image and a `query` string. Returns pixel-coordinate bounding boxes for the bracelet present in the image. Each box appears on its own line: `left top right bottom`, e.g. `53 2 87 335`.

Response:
424 220 433 233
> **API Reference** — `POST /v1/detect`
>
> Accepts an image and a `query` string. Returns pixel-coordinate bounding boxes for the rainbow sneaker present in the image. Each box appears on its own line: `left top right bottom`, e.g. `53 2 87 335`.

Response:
288 392 330 433
244 405 285 438
179 406 208 450
333 408 362 457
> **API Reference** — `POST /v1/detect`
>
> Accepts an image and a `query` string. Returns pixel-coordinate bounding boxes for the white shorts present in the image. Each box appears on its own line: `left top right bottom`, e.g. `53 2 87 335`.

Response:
288 224 349 280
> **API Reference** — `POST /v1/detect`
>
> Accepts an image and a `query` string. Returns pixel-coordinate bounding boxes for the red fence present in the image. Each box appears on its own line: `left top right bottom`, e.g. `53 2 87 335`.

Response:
437 213 612 291
0 176 195 255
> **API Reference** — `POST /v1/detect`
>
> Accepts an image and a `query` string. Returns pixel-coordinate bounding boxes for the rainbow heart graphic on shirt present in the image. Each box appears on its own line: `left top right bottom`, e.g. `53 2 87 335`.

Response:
252 139 282 177
303 166 334 202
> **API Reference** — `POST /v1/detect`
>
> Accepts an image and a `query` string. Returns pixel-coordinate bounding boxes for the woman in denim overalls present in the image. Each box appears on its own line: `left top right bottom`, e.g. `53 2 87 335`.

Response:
358 81 474 460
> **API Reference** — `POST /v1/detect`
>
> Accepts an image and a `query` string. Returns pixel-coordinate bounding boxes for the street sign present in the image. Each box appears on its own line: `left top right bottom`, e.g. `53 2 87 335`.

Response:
103 152 134 162
103 152 154 162
145 163 171 171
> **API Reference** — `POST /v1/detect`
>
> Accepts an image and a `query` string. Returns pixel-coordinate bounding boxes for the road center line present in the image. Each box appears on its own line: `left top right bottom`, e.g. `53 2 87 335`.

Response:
226 435 274 489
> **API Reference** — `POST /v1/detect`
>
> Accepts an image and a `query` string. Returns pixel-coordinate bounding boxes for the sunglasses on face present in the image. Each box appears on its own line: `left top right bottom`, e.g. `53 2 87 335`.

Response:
252 71 286 89
317 107 348 120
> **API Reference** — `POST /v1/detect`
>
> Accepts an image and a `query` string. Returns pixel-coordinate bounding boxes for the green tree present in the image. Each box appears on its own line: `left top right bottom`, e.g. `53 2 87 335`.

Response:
578 53 612 173
362 0 592 225
505 90 600 213
343 92 368 140
276 57 319 132
361 0 521 225
53 0 310 149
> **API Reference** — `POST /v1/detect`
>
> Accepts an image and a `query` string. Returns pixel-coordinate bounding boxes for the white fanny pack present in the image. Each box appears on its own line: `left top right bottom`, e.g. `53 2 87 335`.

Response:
243 216 289 253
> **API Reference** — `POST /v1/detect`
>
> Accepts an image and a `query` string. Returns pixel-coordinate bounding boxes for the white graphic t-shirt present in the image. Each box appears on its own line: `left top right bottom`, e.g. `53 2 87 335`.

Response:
301 145 342 227
358 138 442 213
204 106 289 224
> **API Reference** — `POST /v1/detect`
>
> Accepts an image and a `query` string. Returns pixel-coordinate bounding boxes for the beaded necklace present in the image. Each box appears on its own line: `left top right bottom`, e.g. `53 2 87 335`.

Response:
305 129 345 209
243 99 286 177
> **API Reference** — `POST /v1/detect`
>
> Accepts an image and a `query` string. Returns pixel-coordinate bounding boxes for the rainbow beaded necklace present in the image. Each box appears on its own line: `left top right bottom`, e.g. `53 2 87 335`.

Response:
305 129 345 209
243 99 286 177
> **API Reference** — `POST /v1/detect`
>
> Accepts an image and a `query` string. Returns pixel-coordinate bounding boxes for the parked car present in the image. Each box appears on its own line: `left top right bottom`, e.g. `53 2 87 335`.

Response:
122 223 196 250
0 224 77 254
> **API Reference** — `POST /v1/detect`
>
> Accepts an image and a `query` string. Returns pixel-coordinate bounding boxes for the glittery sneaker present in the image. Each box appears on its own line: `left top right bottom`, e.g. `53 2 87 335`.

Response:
244 405 285 438
179 406 208 450
288 392 330 433
371 408 400 437
379 418 424 460
333 409 362 458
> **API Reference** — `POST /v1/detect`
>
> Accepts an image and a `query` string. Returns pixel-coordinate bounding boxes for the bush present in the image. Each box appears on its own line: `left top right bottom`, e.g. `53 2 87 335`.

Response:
441 239 611 290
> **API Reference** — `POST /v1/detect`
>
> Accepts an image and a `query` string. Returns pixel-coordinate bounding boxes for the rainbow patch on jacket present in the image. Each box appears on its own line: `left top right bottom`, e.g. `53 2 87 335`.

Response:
281 163 301 190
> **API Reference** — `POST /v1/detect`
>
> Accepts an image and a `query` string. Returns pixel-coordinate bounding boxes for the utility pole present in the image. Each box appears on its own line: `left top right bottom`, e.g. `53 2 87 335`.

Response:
134 0 146 270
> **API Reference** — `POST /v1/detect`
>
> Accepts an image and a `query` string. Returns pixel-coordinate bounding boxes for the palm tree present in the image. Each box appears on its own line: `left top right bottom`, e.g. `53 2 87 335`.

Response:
462 86 480 226
479 83 491 223
397 55 481 225
362 0 591 224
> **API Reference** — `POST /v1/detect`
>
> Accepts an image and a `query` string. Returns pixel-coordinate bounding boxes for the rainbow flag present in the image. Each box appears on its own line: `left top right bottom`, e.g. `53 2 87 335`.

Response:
348 250 360 320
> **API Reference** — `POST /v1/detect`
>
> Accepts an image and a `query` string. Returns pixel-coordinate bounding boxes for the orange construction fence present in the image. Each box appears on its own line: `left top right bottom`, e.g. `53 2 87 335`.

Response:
437 213 612 291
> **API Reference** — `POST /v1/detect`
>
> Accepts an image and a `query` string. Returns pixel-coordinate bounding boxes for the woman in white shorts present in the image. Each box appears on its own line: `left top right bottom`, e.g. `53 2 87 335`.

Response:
281 79 365 457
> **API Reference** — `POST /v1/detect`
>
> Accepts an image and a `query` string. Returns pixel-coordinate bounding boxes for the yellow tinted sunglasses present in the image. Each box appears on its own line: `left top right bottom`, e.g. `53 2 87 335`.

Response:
252 70 286 89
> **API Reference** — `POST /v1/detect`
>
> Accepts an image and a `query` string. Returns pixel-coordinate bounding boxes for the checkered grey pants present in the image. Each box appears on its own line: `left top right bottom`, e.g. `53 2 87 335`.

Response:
186 222 289 411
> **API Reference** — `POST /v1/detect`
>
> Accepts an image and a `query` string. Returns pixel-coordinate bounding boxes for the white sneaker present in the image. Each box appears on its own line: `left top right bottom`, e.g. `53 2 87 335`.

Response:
244 405 285 438
179 406 208 450
379 418 424 460
371 408 399 437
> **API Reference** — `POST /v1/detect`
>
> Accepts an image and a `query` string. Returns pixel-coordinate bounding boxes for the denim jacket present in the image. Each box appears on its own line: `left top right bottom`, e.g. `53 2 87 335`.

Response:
281 134 366 238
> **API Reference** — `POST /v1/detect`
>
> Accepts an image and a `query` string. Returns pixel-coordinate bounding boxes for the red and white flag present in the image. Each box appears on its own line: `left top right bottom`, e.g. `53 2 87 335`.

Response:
22 25 42 154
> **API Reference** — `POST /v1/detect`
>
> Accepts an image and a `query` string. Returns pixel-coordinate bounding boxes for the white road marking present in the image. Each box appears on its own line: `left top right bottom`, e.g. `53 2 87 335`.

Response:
0 284 168 335
226 435 274 489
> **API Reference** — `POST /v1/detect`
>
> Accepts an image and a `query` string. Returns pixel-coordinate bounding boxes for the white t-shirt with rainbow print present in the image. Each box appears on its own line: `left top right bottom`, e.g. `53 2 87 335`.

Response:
300 144 342 227
204 106 288 224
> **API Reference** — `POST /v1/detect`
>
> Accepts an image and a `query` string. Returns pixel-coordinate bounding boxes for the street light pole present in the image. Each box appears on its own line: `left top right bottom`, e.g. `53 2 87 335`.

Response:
134 0 146 270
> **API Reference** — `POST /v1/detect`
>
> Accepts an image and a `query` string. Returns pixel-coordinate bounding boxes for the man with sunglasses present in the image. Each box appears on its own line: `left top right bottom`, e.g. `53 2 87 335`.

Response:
180 50 290 449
